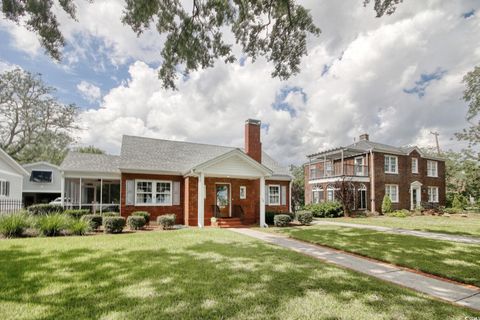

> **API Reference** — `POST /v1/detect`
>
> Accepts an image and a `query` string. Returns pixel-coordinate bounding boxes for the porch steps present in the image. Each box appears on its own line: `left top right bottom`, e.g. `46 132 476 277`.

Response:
217 217 245 228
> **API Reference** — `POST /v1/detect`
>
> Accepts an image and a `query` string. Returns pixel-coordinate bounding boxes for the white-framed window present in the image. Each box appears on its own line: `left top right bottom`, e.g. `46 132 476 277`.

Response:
384 155 398 174
327 185 335 202
325 161 333 176
30 170 53 183
355 157 365 176
385 184 399 203
240 186 247 199
411 158 418 174
309 167 317 179
268 185 280 205
427 160 438 177
358 184 367 210
428 186 439 203
0 180 10 197
312 185 324 204
135 180 172 206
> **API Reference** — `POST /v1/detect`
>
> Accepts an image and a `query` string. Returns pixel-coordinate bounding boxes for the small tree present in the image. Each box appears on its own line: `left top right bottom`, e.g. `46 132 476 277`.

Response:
452 194 466 210
333 177 355 217
382 195 393 214
289 164 305 212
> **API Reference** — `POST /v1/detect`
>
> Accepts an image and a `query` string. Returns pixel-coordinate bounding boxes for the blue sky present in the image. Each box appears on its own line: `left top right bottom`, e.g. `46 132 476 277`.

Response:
0 0 479 164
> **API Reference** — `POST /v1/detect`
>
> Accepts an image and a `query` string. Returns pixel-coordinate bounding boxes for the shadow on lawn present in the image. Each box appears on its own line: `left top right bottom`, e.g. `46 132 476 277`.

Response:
0 231 477 319
281 226 480 286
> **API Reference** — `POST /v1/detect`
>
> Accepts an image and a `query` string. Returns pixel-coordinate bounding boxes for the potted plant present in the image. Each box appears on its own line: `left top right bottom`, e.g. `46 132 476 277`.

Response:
210 217 218 227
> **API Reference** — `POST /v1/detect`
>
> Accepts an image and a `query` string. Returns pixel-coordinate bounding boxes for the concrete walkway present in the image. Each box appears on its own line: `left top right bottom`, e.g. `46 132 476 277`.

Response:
231 228 480 311
312 220 480 244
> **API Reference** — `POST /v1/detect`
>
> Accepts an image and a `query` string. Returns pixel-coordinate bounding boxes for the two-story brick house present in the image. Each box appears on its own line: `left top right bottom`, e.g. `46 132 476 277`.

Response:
304 134 446 213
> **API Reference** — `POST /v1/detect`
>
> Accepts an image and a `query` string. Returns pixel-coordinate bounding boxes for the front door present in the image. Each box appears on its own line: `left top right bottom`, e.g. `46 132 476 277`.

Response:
411 187 420 210
216 184 230 217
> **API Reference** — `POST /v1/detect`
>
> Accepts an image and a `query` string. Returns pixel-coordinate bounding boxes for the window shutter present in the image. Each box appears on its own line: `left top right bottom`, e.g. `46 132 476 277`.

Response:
173 181 180 205
265 185 269 205
126 180 135 205
5 181 9 197
281 186 287 206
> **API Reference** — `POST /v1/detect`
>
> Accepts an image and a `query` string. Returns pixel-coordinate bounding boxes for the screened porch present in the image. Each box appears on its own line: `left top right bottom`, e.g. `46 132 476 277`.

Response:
63 178 120 213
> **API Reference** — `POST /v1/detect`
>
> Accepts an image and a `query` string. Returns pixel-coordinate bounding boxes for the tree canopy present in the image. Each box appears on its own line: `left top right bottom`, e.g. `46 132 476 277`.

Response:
73 145 105 154
0 68 78 165
1 0 402 89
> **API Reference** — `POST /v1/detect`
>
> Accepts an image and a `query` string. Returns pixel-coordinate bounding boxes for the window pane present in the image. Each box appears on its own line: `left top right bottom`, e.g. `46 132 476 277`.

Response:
157 182 171 193
136 193 152 203
137 182 152 192
30 171 52 183
156 193 171 204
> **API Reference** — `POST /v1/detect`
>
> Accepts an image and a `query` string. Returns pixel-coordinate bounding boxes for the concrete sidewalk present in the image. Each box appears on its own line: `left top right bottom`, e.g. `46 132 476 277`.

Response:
312 220 480 244
231 228 480 311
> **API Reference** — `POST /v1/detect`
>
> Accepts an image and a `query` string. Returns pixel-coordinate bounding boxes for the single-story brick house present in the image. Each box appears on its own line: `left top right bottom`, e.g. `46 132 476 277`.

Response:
60 119 292 227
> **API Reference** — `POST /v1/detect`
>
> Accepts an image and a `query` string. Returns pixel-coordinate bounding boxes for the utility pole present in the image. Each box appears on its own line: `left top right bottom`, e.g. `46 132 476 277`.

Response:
430 131 440 155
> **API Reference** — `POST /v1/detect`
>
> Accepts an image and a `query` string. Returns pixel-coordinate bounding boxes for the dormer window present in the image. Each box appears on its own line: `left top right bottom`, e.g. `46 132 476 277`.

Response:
30 170 53 183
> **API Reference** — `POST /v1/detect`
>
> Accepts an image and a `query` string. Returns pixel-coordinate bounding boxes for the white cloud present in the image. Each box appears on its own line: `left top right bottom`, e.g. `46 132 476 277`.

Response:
0 19 41 57
76 81 101 103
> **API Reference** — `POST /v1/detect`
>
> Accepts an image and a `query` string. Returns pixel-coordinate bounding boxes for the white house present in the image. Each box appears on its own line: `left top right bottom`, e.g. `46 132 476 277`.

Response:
0 148 28 202
22 162 62 206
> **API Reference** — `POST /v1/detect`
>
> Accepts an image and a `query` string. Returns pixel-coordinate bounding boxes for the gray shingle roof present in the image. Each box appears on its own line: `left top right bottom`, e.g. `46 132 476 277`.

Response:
346 140 404 154
61 152 120 173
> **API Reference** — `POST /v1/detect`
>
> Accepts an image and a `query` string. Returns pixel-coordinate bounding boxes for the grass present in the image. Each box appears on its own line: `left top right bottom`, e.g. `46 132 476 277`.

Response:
0 229 477 319
324 214 480 237
269 225 480 287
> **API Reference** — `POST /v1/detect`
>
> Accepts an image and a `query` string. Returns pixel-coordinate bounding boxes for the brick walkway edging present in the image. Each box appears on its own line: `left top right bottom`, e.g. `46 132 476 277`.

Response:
230 228 480 311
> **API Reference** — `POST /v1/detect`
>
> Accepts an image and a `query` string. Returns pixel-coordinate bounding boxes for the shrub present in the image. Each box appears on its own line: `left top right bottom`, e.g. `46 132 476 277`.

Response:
305 202 343 218
132 211 150 224
127 216 146 230
63 209 90 219
68 219 91 235
28 204 63 216
296 211 313 225
35 214 69 236
81 214 102 230
0 212 29 238
103 216 126 234
102 211 120 217
452 194 467 210
157 214 176 230
386 209 411 218
381 195 393 214
273 214 291 227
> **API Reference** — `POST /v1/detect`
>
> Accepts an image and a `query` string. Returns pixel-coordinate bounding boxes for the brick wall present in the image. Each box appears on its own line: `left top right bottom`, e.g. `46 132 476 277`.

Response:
265 179 291 213
121 173 184 224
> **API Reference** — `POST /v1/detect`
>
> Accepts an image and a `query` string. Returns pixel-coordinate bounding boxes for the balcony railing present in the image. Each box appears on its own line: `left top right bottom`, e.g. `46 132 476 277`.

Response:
309 164 369 180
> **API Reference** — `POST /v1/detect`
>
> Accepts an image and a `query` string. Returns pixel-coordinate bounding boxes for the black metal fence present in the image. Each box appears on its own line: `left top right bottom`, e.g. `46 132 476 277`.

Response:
0 199 24 214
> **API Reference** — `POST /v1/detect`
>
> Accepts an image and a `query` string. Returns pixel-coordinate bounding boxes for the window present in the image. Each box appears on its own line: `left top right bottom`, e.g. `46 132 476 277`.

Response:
135 180 172 205
309 167 317 179
384 155 398 174
327 185 335 202
428 187 439 203
312 185 324 204
325 161 333 176
411 158 418 174
268 185 280 205
355 157 365 176
0 180 10 197
427 160 438 177
30 170 53 183
385 184 399 203
358 184 367 210
240 186 246 199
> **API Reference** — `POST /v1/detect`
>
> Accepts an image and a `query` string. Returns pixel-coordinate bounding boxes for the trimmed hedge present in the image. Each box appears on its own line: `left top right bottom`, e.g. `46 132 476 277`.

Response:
36 214 69 237
266 211 294 225
157 214 176 230
81 214 102 230
127 216 146 230
132 211 150 224
304 202 343 218
28 204 63 216
386 209 411 218
274 214 291 227
296 211 313 225
103 216 126 234
64 209 90 219
0 212 29 238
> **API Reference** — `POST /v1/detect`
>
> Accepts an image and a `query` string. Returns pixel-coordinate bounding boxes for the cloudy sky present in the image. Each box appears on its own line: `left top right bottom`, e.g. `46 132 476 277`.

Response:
0 0 479 165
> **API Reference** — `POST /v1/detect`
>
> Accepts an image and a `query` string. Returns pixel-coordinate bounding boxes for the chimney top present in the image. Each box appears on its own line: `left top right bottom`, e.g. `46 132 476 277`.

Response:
245 119 261 126
359 133 369 141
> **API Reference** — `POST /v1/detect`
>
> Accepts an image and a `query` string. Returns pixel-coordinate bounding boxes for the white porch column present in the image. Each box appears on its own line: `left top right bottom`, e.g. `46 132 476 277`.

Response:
260 176 266 227
197 172 205 228
100 178 103 214
341 150 344 176
60 175 65 208
288 180 292 212
79 177 82 210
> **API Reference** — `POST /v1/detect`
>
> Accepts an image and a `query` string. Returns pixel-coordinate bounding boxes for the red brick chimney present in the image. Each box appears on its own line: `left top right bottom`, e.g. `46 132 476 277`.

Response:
245 119 262 163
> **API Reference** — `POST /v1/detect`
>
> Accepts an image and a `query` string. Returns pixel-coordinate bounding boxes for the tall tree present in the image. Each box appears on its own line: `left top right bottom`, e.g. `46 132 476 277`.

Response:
456 65 480 160
1 0 401 89
0 68 78 165
289 164 304 212
73 145 105 154
444 150 480 204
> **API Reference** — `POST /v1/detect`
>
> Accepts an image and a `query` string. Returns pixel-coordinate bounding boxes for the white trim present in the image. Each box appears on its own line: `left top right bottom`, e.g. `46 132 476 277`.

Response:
22 189 62 193
410 182 422 210
267 184 281 205
385 184 399 203
288 181 292 212
260 176 266 227
29 169 54 184
427 160 438 177
63 172 121 179
384 155 398 174
0 148 29 176
309 176 370 184
120 168 183 175
134 179 173 206
198 172 205 228
428 186 439 203
239 186 247 199
411 158 419 174
23 161 60 170
357 184 367 210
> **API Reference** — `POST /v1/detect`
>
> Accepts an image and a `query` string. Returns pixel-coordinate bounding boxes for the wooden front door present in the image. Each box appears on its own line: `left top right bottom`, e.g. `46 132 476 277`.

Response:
216 184 230 217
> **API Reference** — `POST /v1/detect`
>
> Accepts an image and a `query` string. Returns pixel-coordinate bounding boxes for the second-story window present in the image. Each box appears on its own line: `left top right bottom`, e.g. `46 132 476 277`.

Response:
427 160 438 177
411 158 418 174
310 167 317 179
325 161 333 176
384 155 398 174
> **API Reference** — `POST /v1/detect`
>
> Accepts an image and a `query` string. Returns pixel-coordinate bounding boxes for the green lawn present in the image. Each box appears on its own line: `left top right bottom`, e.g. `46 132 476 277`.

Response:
270 225 480 287
0 229 477 319
324 214 480 237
